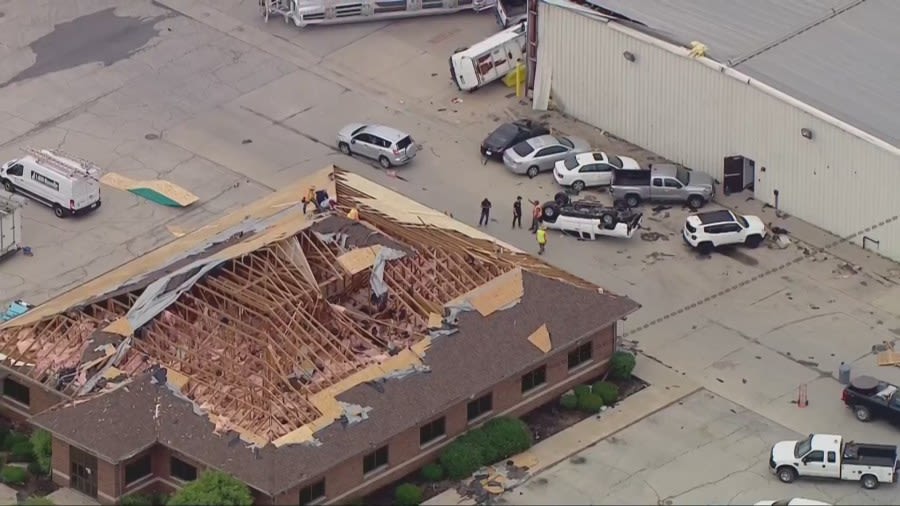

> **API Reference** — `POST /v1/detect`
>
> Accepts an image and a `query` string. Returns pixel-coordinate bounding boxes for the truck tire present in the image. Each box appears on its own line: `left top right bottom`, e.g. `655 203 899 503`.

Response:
625 194 641 208
687 194 705 209
1 179 13 193
541 202 560 223
601 211 617 229
854 405 872 422
744 234 763 248
776 466 797 484
861 474 879 489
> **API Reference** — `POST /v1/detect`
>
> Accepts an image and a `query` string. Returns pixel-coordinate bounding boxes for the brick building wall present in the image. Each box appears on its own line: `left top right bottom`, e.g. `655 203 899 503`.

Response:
0 374 65 422
42 323 618 505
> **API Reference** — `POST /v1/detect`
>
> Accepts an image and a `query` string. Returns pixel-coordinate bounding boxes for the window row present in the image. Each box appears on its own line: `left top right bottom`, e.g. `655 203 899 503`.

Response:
124 454 198 486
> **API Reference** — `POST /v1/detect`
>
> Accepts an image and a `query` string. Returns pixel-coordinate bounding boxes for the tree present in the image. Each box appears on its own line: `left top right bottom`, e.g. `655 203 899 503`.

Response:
168 470 253 506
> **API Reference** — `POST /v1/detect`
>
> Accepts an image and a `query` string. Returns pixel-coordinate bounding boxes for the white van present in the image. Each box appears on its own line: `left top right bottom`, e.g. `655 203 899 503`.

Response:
449 20 526 92
260 0 496 27
0 148 101 219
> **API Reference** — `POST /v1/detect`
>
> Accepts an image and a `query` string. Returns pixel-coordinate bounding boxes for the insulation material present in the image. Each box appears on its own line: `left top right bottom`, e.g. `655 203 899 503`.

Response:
336 245 383 275
447 268 524 317
527 324 552 353
125 259 224 331
100 172 199 207
370 247 408 297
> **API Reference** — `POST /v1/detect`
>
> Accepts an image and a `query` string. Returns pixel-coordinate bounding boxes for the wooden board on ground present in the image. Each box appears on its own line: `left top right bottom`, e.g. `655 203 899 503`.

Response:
877 351 900 366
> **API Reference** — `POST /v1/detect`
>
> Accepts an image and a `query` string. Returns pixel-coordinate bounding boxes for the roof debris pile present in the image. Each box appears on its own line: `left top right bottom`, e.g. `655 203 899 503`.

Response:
0 167 608 447
456 453 539 504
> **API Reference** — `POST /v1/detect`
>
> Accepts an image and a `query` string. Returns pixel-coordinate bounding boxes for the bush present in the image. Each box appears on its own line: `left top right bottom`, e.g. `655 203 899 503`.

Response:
576 393 605 413
23 498 55 506
481 418 532 462
27 461 43 476
9 440 34 462
559 393 578 410
30 430 51 475
394 483 423 506
0 465 27 485
439 439 484 480
168 470 253 506
609 351 636 380
420 463 444 482
2 432 28 452
120 494 154 506
151 493 170 506
572 385 591 399
592 381 619 405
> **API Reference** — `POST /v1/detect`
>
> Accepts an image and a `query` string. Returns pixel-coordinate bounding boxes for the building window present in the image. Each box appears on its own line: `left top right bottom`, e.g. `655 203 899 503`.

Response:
467 393 493 422
419 417 446 446
299 478 326 505
124 453 152 486
170 456 197 482
363 446 389 475
2 378 30 406
567 342 593 370
521 365 546 394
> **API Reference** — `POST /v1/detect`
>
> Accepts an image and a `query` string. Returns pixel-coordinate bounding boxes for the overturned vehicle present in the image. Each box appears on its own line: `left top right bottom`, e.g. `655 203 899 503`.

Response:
541 193 642 240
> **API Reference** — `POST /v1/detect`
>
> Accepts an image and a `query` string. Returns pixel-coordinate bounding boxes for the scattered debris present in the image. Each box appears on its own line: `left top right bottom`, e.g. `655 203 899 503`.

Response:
456 457 535 504
640 231 668 242
451 97 463 104
643 252 674 265
144 133 159 140
0 300 32 322
650 205 671 214
384 170 408 181
241 139 252 144
833 262 861 277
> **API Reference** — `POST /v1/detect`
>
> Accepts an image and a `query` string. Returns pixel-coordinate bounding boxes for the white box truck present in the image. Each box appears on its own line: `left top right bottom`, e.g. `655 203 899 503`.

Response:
449 20 526 92
770 433 899 489
0 191 24 260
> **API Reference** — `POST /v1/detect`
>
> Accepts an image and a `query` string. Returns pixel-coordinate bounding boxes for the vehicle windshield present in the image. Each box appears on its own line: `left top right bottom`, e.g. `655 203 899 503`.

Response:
563 156 579 170
557 137 574 149
736 215 749 228
676 166 690 185
608 155 624 168
794 435 813 458
512 142 534 157
351 125 367 136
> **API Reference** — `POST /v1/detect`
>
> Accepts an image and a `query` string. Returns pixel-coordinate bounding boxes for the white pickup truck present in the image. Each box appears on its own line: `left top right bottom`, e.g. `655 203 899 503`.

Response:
770 434 899 489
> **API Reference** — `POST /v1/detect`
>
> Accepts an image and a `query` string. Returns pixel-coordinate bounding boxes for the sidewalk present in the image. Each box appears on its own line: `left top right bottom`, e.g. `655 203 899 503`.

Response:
423 359 701 505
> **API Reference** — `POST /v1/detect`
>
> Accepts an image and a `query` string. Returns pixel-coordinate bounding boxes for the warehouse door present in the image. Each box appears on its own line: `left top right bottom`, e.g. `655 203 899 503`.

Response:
723 156 754 195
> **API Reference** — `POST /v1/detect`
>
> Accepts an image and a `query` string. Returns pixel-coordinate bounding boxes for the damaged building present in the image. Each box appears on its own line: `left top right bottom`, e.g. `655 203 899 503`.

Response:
0 166 639 505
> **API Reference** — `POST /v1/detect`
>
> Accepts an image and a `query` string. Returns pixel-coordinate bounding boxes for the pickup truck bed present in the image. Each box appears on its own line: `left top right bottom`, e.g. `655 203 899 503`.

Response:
842 375 900 424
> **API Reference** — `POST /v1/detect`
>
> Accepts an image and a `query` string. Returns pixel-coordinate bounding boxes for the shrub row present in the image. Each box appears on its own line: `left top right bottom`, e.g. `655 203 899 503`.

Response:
439 417 533 480
559 350 636 413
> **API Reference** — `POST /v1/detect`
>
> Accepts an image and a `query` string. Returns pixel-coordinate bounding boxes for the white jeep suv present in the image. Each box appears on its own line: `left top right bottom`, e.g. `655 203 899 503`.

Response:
683 209 766 254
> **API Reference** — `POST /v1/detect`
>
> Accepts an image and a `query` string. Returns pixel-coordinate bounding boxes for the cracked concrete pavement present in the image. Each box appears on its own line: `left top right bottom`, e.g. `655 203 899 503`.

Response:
1 1 900 503
505 391 898 505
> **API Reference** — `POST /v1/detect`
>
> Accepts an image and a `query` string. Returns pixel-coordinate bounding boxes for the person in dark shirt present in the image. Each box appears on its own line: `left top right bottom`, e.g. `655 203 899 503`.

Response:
479 198 492 226
512 196 523 228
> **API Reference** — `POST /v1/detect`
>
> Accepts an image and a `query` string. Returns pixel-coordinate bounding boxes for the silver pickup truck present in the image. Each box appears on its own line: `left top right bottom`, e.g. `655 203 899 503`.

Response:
610 164 715 209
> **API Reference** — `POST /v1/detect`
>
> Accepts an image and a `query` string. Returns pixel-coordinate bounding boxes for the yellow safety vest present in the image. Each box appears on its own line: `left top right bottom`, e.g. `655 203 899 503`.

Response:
536 229 547 244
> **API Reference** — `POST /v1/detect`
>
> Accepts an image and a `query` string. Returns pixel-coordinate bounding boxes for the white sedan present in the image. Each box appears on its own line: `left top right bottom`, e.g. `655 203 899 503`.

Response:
553 151 640 191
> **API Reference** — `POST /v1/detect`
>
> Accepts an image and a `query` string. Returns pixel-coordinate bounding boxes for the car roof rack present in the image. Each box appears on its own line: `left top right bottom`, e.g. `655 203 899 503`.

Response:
22 147 102 179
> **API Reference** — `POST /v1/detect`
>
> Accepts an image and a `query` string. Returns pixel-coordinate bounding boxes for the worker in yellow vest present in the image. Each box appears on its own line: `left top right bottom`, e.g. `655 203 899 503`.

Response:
536 225 548 255
347 207 359 221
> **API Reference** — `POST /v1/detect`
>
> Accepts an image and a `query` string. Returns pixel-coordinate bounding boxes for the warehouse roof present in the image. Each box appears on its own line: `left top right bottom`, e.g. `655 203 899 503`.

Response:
583 0 900 147
16 165 639 495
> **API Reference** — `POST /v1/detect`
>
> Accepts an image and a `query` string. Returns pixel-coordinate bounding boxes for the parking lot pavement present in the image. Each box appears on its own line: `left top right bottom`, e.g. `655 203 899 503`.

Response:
505 390 899 505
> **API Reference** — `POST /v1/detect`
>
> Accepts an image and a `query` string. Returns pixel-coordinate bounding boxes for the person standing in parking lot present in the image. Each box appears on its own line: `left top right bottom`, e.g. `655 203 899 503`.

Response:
536 225 548 255
512 196 523 228
529 199 542 233
479 198 492 226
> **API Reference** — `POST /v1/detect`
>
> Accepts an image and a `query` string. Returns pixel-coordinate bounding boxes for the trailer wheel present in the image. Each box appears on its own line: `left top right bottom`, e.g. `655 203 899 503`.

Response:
861 474 879 489
854 405 872 422
776 466 797 484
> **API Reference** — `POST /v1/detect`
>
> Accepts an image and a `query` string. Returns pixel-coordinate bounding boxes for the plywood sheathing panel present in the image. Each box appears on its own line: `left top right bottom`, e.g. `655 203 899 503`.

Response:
337 171 523 253
877 351 900 366
336 245 383 275
273 347 425 447
103 318 133 337
166 369 190 390
427 313 443 329
446 268 525 317
527 324 552 353
3 166 338 329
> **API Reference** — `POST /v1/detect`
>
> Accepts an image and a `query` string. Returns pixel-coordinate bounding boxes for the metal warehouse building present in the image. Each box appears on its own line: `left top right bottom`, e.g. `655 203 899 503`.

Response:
528 0 900 261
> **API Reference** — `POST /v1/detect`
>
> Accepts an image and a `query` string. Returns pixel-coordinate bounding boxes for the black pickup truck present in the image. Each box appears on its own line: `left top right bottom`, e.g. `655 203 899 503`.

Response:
842 375 900 424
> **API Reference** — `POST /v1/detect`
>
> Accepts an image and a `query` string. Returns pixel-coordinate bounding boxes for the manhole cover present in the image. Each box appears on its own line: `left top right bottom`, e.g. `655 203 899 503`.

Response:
145 133 159 140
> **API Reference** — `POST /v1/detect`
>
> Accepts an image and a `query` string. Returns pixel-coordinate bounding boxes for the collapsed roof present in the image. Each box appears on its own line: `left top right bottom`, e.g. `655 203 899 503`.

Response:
7 166 639 494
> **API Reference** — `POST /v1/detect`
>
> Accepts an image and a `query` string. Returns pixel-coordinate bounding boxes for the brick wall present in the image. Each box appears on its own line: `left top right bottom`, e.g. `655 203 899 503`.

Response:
274 323 617 505
0 376 65 422
49 437 70 488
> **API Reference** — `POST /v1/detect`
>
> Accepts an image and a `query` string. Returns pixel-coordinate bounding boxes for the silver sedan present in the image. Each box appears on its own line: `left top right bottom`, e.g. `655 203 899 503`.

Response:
503 134 591 178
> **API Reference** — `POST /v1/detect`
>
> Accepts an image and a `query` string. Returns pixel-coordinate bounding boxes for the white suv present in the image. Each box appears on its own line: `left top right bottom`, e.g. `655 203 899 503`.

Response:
683 209 766 254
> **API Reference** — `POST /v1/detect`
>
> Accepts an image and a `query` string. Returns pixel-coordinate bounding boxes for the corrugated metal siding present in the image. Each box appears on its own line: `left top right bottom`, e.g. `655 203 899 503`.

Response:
537 1 900 260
